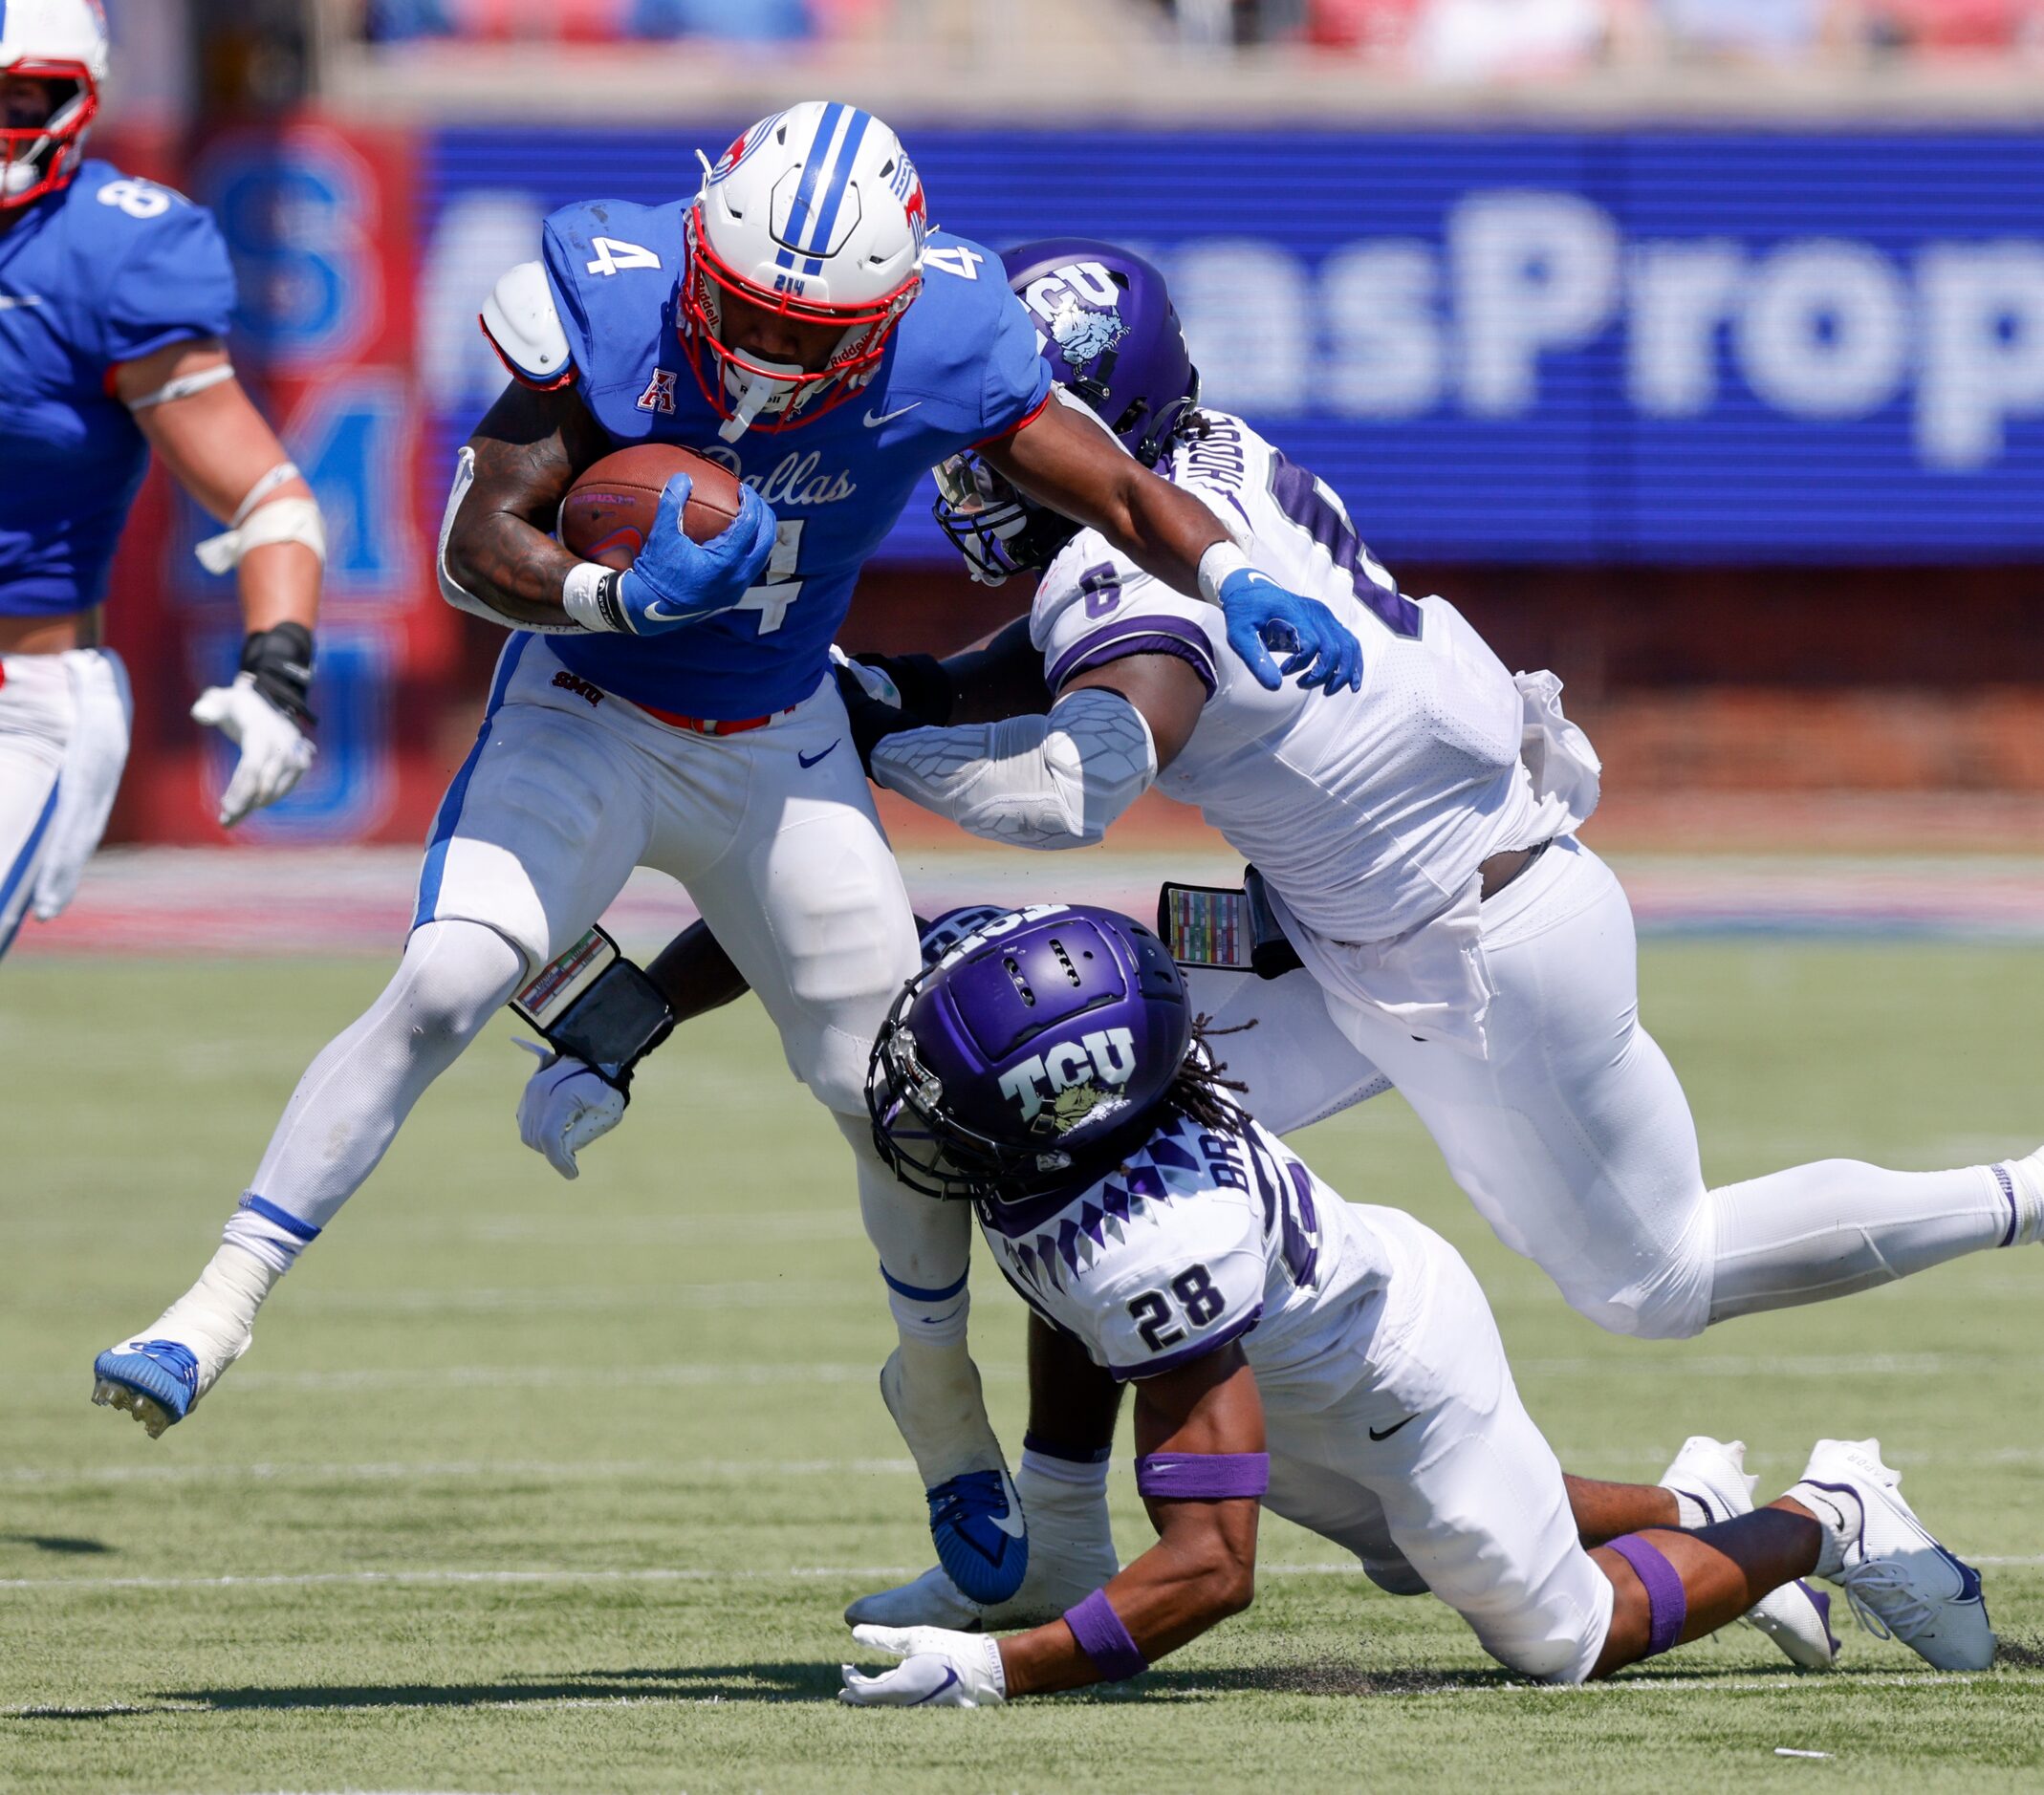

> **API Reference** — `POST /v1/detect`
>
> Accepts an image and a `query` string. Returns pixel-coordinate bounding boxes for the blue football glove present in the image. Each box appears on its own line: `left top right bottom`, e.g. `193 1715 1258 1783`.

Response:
613 474 777 636
1218 569 1363 694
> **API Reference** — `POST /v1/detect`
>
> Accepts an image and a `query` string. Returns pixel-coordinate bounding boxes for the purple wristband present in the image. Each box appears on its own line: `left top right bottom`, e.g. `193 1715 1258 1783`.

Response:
1062 1588 1148 1682
1606 1533 1687 1658
1134 1452 1271 1501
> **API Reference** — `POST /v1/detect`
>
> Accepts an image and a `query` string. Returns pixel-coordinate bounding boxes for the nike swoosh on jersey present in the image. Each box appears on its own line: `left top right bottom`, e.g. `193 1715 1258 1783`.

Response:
1368 1415 1417 1441
797 740 840 768
864 401 922 427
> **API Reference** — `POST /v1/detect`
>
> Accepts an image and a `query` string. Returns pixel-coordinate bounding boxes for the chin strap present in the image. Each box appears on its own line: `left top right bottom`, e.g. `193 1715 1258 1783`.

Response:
718 354 807 442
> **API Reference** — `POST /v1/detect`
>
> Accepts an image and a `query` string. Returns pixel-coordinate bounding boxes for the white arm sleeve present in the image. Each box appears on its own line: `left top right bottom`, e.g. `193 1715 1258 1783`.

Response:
437 445 579 635
870 687 1157 852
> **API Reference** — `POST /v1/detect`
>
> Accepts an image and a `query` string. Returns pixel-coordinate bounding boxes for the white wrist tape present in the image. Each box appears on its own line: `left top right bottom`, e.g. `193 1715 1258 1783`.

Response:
125 360 236 412
194 497 327 574
562 561 622 632
871 687 1156 852
1196 538 1254 608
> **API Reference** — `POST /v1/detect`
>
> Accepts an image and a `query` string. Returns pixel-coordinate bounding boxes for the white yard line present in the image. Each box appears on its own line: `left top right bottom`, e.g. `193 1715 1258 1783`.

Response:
3 1456 921 1486
18 1444 2044 1489
9 1557 2039 1596
34 1349 2011 1397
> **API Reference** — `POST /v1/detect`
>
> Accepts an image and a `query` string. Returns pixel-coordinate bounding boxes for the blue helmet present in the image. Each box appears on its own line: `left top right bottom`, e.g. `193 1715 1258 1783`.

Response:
867 904 1192 1200
932 239 1201 585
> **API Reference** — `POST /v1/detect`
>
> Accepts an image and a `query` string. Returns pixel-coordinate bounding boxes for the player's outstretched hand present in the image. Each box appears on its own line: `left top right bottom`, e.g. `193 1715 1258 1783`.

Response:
1217 569 1363 695
190 674 316 827
615 475 777 635
514 1040 626 1179
837 1625 1007 1708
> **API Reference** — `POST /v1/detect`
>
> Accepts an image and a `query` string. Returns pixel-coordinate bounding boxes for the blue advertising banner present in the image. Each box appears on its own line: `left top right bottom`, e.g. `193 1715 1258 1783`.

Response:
419 128 2044 565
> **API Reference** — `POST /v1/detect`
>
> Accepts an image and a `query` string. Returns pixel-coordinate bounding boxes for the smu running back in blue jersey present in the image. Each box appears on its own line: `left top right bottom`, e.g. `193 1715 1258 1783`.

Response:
0 162 237 617
533 200 1051 720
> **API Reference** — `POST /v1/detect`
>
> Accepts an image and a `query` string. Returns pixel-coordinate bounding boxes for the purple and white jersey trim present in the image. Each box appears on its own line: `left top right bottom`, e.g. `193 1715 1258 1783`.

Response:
1045 612 1220 699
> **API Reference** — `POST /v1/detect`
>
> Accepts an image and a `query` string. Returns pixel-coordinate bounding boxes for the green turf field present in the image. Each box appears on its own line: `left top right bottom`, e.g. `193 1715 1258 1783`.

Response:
4 941 2042 1794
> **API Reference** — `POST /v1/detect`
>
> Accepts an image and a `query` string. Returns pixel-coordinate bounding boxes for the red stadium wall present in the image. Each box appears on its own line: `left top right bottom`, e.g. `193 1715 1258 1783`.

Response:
100 118 459 850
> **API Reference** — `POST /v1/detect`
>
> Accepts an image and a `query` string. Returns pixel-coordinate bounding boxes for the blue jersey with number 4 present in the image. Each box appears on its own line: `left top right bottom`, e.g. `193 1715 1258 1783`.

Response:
533 200 1050 719
0 162 237 617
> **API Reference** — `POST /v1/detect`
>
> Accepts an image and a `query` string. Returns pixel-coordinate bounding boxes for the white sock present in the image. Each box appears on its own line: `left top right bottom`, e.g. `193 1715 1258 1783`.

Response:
222 1196 318 1274
1016 1442 1117 1578
1786 1481 1863 1581
1667 1489 1711 1530
1709 1159 2017 1323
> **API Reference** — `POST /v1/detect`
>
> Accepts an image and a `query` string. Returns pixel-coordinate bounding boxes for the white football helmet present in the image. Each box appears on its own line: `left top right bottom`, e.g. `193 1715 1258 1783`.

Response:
0 0 108 211
683 100 928 441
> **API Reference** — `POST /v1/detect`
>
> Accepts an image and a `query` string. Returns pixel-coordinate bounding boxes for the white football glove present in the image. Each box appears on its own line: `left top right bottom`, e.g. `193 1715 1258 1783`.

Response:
514 1040 626 1179
837 1625 1007 1709
190 673 315 827
828 642 904 708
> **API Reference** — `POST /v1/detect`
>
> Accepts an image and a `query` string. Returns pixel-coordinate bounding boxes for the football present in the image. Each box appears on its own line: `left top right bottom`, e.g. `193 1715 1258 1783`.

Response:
556 443 746 571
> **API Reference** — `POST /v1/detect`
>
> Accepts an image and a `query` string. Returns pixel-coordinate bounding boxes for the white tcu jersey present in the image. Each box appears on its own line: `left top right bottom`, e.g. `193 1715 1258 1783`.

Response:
975 1108 1398 1404
1032 411 1576 952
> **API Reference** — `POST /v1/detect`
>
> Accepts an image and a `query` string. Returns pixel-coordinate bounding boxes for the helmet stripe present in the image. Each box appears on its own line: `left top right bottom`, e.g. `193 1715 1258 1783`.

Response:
800 107 871 258
780 100 843 257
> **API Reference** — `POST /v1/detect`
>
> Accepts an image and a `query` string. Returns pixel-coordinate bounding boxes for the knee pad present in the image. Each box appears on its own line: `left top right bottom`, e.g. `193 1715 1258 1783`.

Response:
1565 1230 1715 1342
396 919 525 1049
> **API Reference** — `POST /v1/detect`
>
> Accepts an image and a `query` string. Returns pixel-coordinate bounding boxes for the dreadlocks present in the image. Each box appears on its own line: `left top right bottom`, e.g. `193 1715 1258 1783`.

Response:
1163 1015 1255 1135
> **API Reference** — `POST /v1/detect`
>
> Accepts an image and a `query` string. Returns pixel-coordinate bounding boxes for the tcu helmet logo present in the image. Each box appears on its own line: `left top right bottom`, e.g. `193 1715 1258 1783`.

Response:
1019 261 1124 368
636 370 678 415
997 1027 1140 1133
1049 299 1126 368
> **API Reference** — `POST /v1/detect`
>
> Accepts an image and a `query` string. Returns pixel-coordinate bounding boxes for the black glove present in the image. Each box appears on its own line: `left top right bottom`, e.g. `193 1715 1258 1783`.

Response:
240 621 317 728
853 651 954 726
834 661 924 778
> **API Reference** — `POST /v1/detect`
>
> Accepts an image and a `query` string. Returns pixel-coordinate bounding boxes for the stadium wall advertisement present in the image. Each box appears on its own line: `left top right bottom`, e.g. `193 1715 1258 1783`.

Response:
421 126 2044 566
107 121 2044 845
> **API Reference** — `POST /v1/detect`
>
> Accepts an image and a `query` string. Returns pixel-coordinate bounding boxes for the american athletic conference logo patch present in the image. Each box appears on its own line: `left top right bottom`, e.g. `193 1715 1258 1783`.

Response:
636 370 678 415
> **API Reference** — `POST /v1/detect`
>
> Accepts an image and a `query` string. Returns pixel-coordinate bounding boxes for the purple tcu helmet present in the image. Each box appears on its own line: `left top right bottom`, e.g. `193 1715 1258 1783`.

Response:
868 903 1191 1200
933 239 1201 584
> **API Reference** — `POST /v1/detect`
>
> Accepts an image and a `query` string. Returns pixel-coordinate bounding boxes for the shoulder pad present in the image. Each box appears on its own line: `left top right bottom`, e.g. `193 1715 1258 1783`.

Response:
481 261 575 390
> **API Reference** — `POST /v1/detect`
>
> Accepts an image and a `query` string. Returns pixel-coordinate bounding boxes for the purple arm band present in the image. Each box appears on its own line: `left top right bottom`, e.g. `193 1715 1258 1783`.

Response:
1062 1588 1148 1682
1605 1534 1687 1659
1134 1452 1271 1501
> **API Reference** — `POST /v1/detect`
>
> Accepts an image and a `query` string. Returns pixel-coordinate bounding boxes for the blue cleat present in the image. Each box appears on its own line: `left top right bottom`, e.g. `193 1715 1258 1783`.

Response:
92 1265 260 1440
927 1466 1029 1607
92 1340 202 1438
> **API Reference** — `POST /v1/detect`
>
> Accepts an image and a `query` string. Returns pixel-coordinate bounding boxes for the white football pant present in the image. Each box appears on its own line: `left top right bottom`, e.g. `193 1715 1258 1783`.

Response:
1267 1202 1614 1683
0 647 131 960
1205 837 2023 1339
239 635 989 1482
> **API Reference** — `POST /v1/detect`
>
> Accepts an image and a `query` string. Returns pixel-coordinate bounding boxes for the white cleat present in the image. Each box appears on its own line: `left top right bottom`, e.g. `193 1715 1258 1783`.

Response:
1789 1438 1996 1672
848 1487 1120 1632
1997 1147 2044 1246
1660 1435 1839 1669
